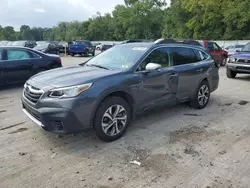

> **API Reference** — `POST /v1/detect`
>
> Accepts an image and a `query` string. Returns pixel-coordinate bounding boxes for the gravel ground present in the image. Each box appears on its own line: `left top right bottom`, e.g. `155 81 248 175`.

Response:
1 57 250 188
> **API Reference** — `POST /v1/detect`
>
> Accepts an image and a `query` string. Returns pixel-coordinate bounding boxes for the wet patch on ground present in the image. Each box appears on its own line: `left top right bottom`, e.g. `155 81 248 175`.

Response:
169 125 220 144
8 128 28 134
238 100 249 105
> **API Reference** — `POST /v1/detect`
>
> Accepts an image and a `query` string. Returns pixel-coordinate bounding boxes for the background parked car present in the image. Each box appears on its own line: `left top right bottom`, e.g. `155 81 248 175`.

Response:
227 42 250 78
93 42 102 50
200 40 228 66
224 44 245 56
11 40 37 48
33 41 60 54
58 41 69 54
0 41 9 46
69 40 95 57
101 44 113 52
0 46 62 85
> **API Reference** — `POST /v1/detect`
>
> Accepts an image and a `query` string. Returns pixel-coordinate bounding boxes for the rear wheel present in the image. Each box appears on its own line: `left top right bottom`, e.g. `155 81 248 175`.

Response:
92 50 95 56
93 97 131 142
84 50 89 57
70 53 75 57
227 69 237 78
189 80 210 109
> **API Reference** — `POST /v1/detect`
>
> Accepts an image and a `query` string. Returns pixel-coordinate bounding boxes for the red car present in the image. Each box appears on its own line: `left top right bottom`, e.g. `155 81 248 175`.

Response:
201 41 228 66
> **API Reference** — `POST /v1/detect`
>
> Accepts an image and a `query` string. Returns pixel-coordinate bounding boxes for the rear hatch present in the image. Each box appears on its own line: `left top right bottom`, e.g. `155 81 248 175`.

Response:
69 41 87 53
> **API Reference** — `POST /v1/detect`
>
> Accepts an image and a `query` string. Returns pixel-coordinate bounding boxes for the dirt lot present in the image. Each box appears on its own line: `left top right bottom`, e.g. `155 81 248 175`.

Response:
1 57 250 188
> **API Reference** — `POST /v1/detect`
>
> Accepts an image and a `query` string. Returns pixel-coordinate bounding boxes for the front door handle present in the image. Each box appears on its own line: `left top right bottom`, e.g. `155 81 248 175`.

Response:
169 72 177 76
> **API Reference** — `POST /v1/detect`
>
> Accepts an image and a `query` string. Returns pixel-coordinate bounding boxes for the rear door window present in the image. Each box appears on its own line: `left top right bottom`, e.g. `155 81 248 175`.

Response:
193 49 209 61
7 49 30 60
170 47 199 66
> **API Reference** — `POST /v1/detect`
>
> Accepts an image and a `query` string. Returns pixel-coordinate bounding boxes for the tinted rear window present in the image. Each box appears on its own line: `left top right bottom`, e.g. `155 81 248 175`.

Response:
75 41 88 45
170 47 199 66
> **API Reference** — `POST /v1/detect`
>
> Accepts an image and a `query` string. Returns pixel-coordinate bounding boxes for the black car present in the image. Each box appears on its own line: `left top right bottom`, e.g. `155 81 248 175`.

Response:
22 39 219 142
11 41 37 48
33 41 60 54
101 44 113 52
0 47 62 85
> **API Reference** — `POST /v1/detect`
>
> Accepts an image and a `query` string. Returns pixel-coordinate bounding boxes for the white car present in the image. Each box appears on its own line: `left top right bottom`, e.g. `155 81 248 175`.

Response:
225 44 245 56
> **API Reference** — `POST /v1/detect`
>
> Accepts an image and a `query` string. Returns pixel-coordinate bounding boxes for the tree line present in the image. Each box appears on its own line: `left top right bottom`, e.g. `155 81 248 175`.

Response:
1 0 250 42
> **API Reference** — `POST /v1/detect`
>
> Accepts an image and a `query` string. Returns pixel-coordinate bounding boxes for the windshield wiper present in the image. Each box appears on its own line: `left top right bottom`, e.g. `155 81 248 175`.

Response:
87 64 109 70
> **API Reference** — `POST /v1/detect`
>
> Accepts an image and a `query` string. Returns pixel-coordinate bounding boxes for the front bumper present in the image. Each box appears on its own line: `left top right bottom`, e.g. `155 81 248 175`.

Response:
227 62 250 73
21 96 93 134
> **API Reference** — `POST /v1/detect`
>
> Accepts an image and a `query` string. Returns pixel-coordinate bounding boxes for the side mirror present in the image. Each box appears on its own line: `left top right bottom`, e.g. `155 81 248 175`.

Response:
145 63 161 72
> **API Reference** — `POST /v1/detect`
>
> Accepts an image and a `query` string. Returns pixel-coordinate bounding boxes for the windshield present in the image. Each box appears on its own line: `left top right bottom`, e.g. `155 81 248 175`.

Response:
86 45 148 70
74 41 88 45
241 44 250 52
34 42 49 48
235 45 244 48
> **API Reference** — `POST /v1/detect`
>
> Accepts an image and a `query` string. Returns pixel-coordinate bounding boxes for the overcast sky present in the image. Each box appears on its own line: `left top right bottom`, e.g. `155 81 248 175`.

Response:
0 0 170 30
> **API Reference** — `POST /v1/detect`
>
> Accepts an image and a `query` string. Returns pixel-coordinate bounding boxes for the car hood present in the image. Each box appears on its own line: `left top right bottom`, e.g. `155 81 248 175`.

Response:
27 65 121 90
232 52 250 59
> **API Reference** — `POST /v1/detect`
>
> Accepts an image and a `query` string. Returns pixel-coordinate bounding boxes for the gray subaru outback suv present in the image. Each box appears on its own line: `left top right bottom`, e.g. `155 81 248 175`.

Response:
22 39 219 142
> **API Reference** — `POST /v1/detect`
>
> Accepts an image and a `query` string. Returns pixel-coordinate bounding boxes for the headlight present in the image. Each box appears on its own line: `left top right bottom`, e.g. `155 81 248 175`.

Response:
229 57 236 63
48 83 92 98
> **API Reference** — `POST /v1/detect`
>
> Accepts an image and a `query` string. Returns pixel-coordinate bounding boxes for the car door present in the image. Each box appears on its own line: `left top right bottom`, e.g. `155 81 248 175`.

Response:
0 49 4 85
207 42 222 62
168 47 206 101
135 47 178 111
3 49 33 84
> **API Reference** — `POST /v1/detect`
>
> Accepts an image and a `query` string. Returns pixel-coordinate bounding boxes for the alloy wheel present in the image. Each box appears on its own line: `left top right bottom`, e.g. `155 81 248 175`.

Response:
198 85 209 106
101 105 127 136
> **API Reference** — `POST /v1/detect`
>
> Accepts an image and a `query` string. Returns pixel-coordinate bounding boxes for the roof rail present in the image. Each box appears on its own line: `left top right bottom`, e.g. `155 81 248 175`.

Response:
154 38 202 46
121 39 154 44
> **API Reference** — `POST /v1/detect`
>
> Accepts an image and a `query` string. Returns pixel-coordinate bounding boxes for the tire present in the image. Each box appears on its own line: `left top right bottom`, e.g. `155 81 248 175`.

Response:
33 68 47 75
84 50 89 57
189 80 210 109
70 53 75 57
227 69 237 78
92 50 95 56
93 97 131 142
220 58 227 66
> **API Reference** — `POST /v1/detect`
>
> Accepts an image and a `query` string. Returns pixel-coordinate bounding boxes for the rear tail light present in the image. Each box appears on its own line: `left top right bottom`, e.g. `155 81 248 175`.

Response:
56 58 62 66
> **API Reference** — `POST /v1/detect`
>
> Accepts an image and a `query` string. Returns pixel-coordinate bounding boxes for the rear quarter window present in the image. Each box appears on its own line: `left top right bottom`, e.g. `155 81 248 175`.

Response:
170 47 200 66
193 49 209 61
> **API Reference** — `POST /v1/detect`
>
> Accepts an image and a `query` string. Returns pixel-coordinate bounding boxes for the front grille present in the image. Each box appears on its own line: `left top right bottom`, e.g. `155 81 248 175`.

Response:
236 66 250 70
24 84 43 104
237 59 250 63
23 104 41 121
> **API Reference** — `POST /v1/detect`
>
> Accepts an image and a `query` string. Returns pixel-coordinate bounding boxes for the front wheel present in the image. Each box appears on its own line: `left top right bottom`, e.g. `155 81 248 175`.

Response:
227 69 237 78
189 80 210 109
220 58 227 66
93 97 131 142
